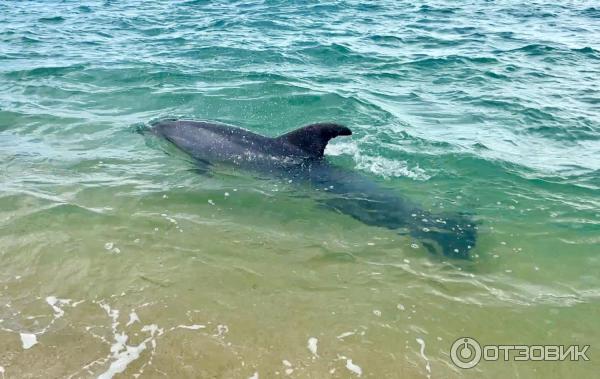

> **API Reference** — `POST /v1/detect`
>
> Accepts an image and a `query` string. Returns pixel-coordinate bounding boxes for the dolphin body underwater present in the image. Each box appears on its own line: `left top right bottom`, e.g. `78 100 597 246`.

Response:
151 119 477 259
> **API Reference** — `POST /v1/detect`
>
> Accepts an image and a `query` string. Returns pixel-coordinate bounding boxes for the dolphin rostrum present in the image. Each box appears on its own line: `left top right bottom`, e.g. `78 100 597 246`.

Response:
151 119 477 259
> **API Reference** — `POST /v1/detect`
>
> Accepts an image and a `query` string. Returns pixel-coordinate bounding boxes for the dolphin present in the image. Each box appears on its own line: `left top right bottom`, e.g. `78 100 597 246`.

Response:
151 119 477 259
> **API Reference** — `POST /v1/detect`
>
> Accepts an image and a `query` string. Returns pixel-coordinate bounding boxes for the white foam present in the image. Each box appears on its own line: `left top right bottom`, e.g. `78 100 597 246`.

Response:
248 372 259 379
177 324 205 330
326 141 429 180
307 337 318 357
345 359 363 377
415 338 431 378
20 333 37 349
104 242 121 254
141 324 162 336
161 214 178 226
215 324 228 336
337 331 356 340
13 296 79 352
46 296 70 318
97 341 147 379
67 301 168 379
0 365 4 379
96 319 163 379
110 332 128 354
126 311 140 326
99 302 120 331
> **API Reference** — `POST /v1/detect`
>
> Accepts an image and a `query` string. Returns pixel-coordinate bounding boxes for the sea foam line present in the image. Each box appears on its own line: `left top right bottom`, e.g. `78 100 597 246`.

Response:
416 337 431 379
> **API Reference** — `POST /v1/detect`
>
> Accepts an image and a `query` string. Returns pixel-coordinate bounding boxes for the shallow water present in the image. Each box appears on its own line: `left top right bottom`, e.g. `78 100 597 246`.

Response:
1 1 599 378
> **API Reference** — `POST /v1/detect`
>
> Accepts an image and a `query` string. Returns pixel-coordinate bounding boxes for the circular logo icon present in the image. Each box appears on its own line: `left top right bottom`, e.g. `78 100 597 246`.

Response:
450 337 482 369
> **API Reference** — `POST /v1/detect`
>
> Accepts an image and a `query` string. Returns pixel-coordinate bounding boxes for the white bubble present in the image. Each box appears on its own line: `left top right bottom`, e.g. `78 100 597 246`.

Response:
307 337 318 357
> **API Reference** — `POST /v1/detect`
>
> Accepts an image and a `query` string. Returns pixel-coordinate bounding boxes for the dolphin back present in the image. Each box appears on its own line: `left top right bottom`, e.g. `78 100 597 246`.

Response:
150 119 353 164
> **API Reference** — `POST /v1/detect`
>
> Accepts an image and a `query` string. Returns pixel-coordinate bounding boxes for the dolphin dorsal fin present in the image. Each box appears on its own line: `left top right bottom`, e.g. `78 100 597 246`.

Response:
277 123 352 158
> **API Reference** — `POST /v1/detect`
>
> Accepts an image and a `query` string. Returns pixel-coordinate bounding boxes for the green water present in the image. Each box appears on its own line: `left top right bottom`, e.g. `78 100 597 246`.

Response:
1 1 599 378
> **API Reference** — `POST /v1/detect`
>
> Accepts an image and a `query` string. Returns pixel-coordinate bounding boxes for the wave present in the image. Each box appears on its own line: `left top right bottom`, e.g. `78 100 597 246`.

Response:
572 46 600 59
418 4 458 15
368 35 404 44
78 5 92 13
38 16 65 23
580 7 600 18
509 43 557 55
402 55 498 69
4 64 87 79
21 36 41 44
298 43 368 64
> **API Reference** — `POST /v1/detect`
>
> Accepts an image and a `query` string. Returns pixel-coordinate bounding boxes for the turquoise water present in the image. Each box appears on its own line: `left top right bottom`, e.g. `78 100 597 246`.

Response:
1 1 599 378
